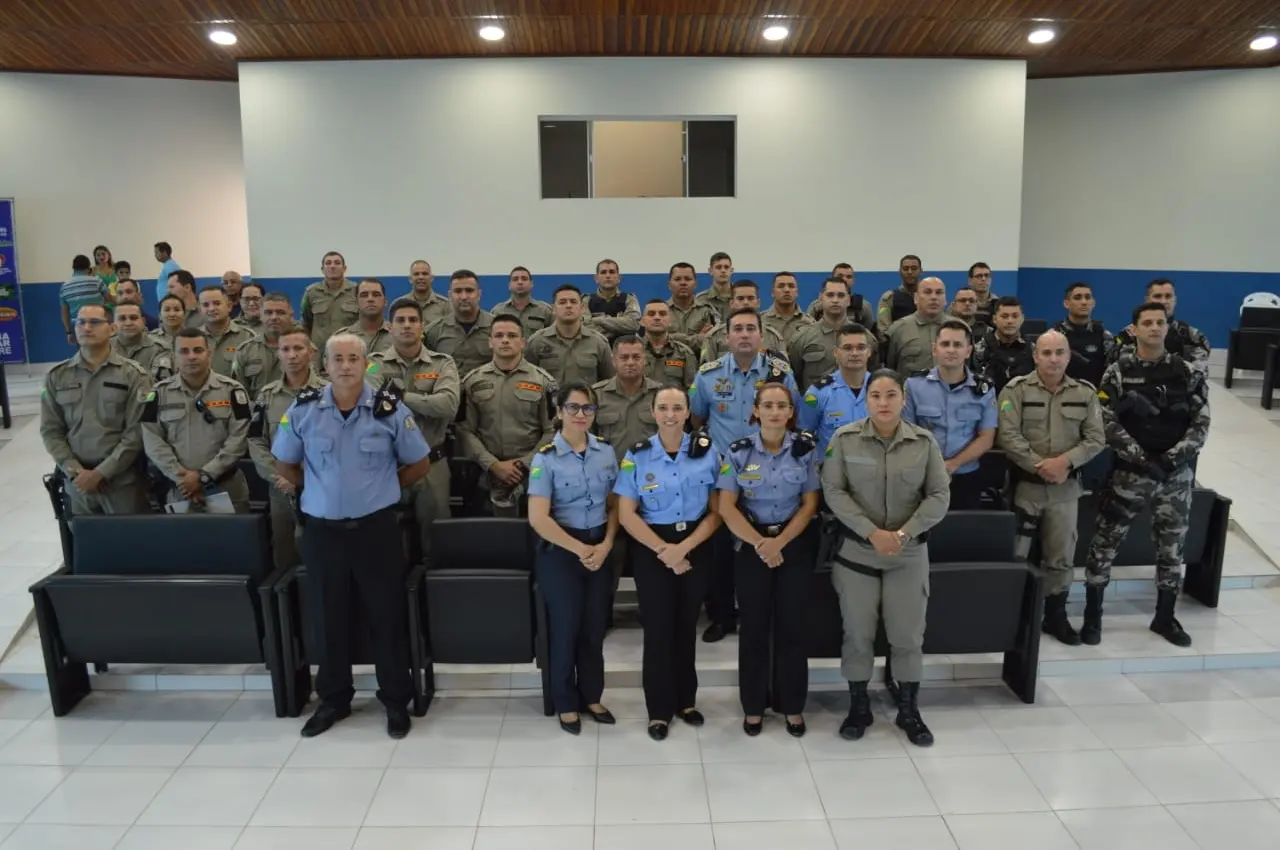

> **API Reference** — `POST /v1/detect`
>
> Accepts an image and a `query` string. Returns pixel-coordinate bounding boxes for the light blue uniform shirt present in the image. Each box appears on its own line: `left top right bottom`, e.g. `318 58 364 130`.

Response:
903 367 997 475
797 370 869 457
716 431 821 525
689 352 800 452
155 259 181 304
527 431 618 530
271 383 430 520
614 432 720 526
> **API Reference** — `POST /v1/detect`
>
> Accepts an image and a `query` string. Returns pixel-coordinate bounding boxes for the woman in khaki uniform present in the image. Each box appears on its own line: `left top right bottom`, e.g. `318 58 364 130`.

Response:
820 368 950 747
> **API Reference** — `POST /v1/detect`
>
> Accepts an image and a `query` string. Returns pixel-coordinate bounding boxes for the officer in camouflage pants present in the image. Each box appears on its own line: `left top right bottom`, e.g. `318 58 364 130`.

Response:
1082 301 1210 648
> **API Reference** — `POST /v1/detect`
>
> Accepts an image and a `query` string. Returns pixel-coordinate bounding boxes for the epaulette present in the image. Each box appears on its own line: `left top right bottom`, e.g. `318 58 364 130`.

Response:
908 369 931 379
687 429 714 458
295 387 323 404
1003 373 1030 390
972 376 993 396
729 437 754 453
631 439 650 455
537 443 555 454
764 351 790 369
811 373 836 389
791 429 817 458
699 357 723 373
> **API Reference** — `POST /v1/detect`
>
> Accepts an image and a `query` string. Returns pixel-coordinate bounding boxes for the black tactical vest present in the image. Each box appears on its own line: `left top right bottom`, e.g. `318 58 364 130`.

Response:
981 333 1035 394
588 291 629 317
890 288 916 323
1060 320 1108 387
1115 357 1193 456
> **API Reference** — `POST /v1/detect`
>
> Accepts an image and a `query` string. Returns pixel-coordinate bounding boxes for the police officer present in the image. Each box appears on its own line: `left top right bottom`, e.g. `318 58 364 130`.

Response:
691 308 800 642
301 251 359 355
493 265 554 337
822 369 950 747
972 296 1035 394
198 286 255 378
1081 302 1210 647
639 300 697 388
111 302 173 381
527 383 620 734
247 324 325 569
615 385 722 741
876 254 923 336
152 294 189 348
457 315 558 516
717 384 820 737
222 270 245 318
765 271 816 345
1111 279 1210 374
233 292 294 400
526 284 615 386
666 261 719 349
581 258 641 340
807 264 875 328
967 263 998 327
695 251 735 319
997 330 1106 645
237 282 265 332
406 259 451 327
904 320 998 510
165 270 205 330
141 328 253 513
367 297 461 558
336 278 393 358
798 323 873 457
948 286 988 340
41 303 153 515
885 277 947 376
1055 282 1114 388
789 278 853 391
424 270 495 380
699 281 786 365
273 332 431 740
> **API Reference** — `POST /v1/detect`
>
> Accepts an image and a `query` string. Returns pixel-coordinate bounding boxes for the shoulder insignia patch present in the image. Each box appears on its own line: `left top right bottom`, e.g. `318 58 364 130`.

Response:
296 387 322 404
729 437 754 452
537 443 555 454
630 439 650 454
620 458 636 472
812 373 836 389
999 399 1014 412
803 391 819 407
698 358 722 373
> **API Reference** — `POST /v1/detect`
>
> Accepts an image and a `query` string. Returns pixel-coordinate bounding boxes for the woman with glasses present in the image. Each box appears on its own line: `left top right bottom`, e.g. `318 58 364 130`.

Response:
717 383 821 737
527 383 620 735
615 385 721 741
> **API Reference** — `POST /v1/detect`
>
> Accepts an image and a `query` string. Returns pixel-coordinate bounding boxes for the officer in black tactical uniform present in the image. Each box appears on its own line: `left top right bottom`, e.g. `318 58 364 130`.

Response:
1110 279 1209 374
972 296 1034 394
1054 282 1113 388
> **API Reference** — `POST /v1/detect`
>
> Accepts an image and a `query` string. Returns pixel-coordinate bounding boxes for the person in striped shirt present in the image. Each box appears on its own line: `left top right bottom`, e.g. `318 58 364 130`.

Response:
60 254 112 346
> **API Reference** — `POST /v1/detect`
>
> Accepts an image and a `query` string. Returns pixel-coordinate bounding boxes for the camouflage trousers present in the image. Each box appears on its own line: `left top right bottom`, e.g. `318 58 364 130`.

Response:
1085 465 1194 591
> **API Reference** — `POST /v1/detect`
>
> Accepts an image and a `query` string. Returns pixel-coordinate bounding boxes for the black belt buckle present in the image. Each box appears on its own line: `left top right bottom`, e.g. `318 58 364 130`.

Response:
765 524 783 537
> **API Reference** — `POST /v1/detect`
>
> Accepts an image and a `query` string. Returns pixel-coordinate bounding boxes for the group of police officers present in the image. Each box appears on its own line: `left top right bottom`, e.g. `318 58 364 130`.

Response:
39 249 1212 744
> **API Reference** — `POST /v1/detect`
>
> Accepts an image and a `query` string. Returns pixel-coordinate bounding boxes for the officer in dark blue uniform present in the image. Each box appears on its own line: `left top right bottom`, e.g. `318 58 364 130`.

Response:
273 333 432 740
615 385 722 741
717 383 821 737
527 382 620 735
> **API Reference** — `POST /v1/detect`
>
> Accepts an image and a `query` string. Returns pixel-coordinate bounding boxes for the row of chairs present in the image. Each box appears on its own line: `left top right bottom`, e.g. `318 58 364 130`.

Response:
1224 305 1280 410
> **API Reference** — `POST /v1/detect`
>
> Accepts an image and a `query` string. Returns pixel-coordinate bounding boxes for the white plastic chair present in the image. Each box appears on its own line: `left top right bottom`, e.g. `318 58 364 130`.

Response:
1241 292 1280 314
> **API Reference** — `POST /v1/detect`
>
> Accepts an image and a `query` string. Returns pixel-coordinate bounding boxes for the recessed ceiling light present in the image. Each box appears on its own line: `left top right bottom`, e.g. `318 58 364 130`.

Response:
763 25 789 41
1251 34 1278 51
478 25 505 41
1028 27 1056 44
208 29 237 46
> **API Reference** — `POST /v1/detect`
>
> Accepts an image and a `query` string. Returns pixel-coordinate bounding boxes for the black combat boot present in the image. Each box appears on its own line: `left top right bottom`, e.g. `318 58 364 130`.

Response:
1150 589 1192 647
839 681 874 741
894 682 934 747
1041 592 1082 646
1080 585 1105 646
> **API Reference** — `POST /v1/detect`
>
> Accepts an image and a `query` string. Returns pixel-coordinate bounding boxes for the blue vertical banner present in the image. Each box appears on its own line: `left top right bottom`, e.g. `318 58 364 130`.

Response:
0 199 25 364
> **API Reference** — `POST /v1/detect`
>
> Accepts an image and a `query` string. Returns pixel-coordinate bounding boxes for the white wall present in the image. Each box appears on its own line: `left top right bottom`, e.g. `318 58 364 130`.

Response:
0 74 250 283
1021 68 1280 272
239 58 1028 276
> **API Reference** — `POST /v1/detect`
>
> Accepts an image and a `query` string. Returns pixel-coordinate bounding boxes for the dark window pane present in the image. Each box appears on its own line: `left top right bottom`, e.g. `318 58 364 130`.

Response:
540 121 590 199
686 120 735 198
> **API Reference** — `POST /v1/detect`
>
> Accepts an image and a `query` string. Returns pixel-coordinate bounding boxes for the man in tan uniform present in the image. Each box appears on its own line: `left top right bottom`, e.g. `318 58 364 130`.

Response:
457 315 558 516
233 291 293 401
199 286 255 378
111 302 172 381
368 297 461 558
764 271 816 346
876 254 923 336
639 299 697 388
700 281 785 364
581 258 641 340
694 251 735 319
665 261 719 349
407 259 451 327
301 251 359 354
526 284 615 386
41 303 153 515
789 277 852 390
247 324 325 568
424 270 493 380
492 265 554 337
808 264 876 327
141 327 253 513
885 277 946 375
336 278 393 358
997 329 1106 645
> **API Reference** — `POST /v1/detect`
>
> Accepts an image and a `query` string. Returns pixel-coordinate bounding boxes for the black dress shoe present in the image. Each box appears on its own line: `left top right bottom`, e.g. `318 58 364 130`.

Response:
701 621 737 643
386 706 411 740
678 709 705 727
559 715 582 735
587 707 616 725
647 722 669 741
743 718 763 737
786 718 807 738
300 703 351 738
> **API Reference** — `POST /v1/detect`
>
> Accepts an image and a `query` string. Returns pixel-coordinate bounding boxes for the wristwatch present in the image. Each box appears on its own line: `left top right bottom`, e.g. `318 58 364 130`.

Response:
198 471 214 488
895 530 910 545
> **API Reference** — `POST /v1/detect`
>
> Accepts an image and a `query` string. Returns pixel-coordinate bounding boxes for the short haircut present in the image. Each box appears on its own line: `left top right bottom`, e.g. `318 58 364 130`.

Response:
899 254 922 267
553 283 582 300
868 367 905 391
112 302 142 317
490 314 524 336
668 261 696 277
450 269 479 284
509 265 531 278
937 318 975 345
821 276 848 293
387 297 423 321
1065 281 1092 297
832 263 853 274
321 250 345 265
159 294 186 312
72 254 91 272
968 262 992 277
709 251 732 266
176 327 209 345
114 260 131 274
154 241 172 255
727 307 761 327
240 281 264 296
1146 278 1175 293
773 271 798 284
198 285 225 298
994 295 1023 312
643 298 667 309
357 277 386 295
1132 300 1169 324
730 279 758 295
263 291 292 306
115 277 139 292
278 323 310 341
953 285 976 297
409 259 431 270
556 382 598 408
77 302 110 319
612 333 644 352
324 332 366 361
837 322 878 352
596 258 619 273
169 269 196 290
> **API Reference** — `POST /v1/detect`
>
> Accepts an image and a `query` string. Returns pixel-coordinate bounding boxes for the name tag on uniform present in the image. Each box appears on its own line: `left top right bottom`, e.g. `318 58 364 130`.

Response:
414 372 440 381
641 483 661 491
665 360 685 368
827 411 845 419
516 382 543 392
739 474 762 481
205 399 231 408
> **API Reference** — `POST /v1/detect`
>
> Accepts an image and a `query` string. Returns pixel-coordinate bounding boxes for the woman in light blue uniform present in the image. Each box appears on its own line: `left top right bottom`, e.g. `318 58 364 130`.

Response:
615 385 722 741
528 383 620 735
717 383 821 737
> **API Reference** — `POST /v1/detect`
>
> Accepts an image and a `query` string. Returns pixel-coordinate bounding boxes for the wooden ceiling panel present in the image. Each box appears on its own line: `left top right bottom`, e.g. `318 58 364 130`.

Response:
0 0 1275 80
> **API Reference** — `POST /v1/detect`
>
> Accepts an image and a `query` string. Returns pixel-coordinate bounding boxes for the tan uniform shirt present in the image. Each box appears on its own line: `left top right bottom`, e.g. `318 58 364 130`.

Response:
996 371 1107 503
238 315 264 333
876 288 915 336
492 298 554 337
666 299 719 350
694 286 732 320
301 280 359 353
409 291 452 328
232 334 283 403
581 290 641 338
788 319 847 391
885 313 944 375
40 350 152 480
424 310 494 381
643 337 698 388
337 321 393 358
141 371 251 485
205 321 256 378
112 334 173 382
248 370 327 484
762 306 816 346
701 324 787 366
592 377 661 464
183 307 206 331
525 324 615 387
807 297 875 329
458 359 558 471
366 345 461 451
149 326 181 349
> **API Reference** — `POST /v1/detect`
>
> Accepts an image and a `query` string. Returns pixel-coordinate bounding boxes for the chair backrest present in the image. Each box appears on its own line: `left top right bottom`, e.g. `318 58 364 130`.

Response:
1021 318 1049 336
71 514 270 581
1240 304 1280 329
429 517 534 571
1242 293 1280 313
928 511 1016 562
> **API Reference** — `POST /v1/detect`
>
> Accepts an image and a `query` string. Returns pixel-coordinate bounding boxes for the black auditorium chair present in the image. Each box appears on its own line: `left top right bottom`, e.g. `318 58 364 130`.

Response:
1022 318 1049 341
1225 307 1280 388
803 510 1044 703
30 513 296 716
240 458 271 514
448 457 491 518
974 449 1011 509
424 518 553 713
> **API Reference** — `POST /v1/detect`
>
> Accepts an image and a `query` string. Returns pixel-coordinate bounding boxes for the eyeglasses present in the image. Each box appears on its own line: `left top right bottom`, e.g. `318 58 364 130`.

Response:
75 318 108 327
561 403 598 415
193 399 216 424
241 296 262 304
757 401 793 411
